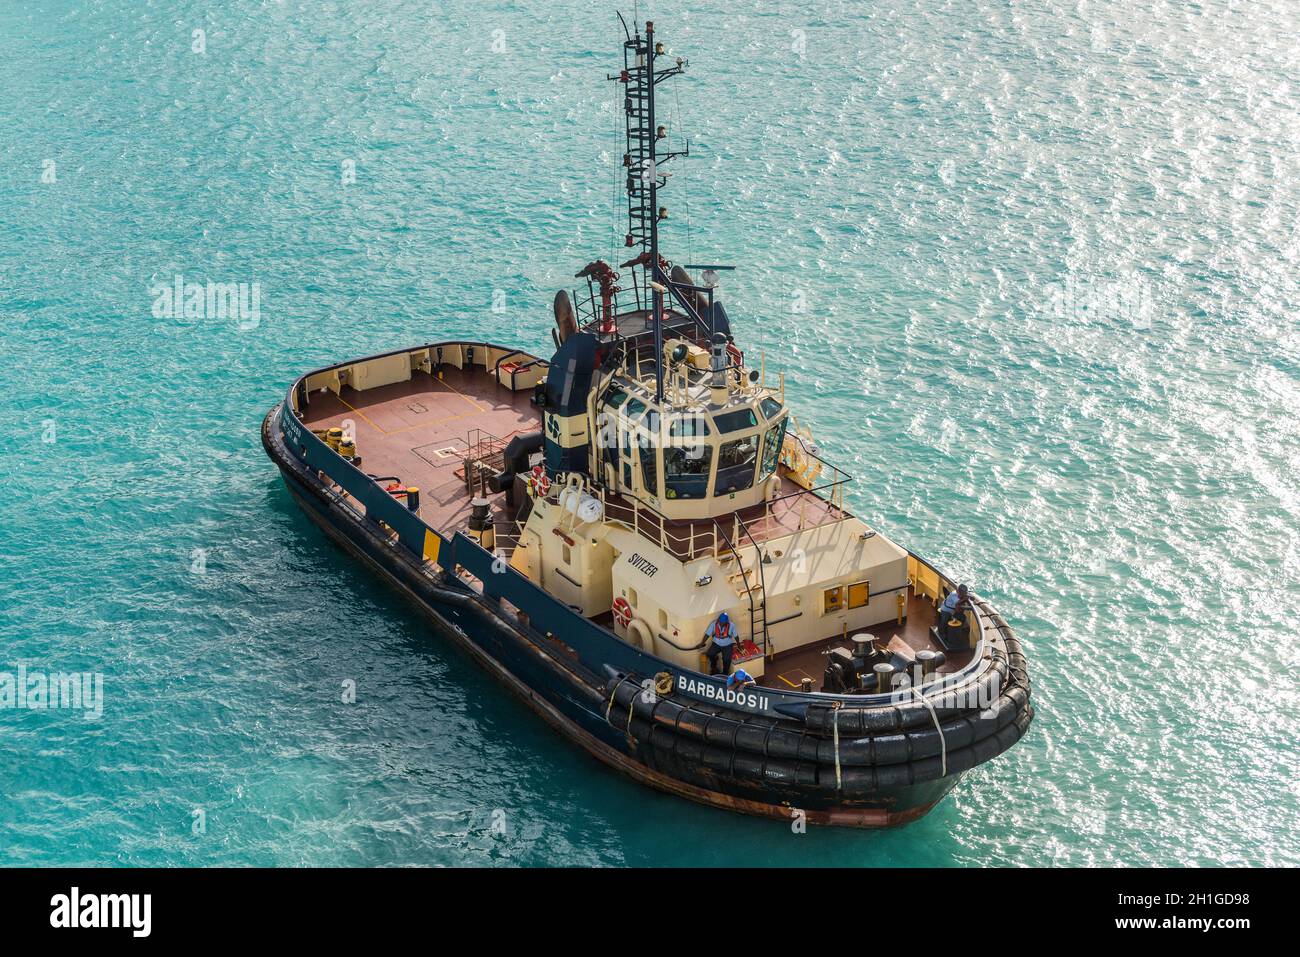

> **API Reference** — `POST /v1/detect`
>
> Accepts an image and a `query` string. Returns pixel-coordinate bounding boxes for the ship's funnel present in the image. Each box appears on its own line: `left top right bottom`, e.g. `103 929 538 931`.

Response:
554 290 578 344
709 332 729 405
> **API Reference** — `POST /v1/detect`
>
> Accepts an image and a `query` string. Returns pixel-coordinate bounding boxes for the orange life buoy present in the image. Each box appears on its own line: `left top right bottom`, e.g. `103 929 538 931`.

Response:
612 596 633 628
530 465 551 497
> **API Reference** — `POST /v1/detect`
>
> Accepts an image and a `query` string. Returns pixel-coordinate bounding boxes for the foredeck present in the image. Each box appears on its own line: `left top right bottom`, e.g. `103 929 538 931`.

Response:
297 365 540 539
756 591 975 691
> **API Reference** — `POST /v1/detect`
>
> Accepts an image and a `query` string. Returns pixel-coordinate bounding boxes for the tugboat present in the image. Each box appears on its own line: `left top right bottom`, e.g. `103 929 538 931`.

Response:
262 17 1032 827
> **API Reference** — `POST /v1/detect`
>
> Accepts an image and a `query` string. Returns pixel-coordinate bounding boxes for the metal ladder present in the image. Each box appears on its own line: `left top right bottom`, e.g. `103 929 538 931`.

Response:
621 44 657 249
717 518 770 660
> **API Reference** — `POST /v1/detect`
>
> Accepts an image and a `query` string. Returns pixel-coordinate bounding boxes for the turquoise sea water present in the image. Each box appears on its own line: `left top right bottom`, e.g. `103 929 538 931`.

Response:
2 0 1297 867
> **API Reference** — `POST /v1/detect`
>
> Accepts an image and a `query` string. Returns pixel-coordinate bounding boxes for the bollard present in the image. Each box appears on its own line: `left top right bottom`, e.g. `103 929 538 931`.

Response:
912 649 937 688
406 486 420 512
801 677 813 692
873 662 895 694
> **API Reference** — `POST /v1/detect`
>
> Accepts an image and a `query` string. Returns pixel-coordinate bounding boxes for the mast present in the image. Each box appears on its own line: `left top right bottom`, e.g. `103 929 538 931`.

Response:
646 21 664 406
612 17 687 405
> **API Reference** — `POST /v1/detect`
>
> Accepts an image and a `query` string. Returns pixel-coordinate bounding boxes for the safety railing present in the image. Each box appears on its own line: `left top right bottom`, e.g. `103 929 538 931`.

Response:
595 461 853 564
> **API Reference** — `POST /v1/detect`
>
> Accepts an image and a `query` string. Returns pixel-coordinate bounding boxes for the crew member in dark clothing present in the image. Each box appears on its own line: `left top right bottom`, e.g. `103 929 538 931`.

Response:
937 584 972 646
705 611 738 675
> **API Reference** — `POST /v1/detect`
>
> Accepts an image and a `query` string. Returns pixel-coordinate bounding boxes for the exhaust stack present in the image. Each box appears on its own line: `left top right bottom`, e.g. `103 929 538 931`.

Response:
709 332 729 405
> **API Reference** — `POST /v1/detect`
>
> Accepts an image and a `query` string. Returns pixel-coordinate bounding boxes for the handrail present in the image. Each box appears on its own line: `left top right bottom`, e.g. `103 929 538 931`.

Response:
598 479 856 564
733 513 771 658
491 349 546 390
714 517 769 659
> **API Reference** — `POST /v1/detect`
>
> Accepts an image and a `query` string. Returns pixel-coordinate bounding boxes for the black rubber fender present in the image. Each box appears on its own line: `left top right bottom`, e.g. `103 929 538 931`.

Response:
609 673 1030 769
628 702 1033 795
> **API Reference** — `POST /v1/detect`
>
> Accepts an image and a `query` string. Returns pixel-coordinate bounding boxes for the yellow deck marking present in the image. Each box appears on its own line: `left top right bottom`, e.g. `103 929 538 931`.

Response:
334 395 386 434
335 386 483 437
777 667 813 689
432 374 489 410
379 407 505 436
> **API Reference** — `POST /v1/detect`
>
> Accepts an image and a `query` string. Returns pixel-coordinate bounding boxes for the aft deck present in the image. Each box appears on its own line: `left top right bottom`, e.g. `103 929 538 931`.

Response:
297 364 540 539
297 359 852 563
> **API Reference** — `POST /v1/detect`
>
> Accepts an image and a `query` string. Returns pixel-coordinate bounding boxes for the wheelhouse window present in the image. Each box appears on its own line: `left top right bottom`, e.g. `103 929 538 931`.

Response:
668 414 711 439
713 407 757 434
760 397 783 420
623 396 647 422
639 436 658 496
664 414 711 499
605 386 630 411
618 397 657 496
759 416 787 481
664 444 712 499
714 434 759 495
599 389 629 458
621 427 633 488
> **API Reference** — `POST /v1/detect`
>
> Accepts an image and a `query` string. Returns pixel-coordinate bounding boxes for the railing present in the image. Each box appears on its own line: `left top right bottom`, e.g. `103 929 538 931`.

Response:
462 427 506 497
714 516 770 660
594 460 853 564
491 350 546 390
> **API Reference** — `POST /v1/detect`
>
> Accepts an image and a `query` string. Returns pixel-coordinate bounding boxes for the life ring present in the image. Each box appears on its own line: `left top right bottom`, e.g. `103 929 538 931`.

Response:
530 465 550 497
612 596 633 628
